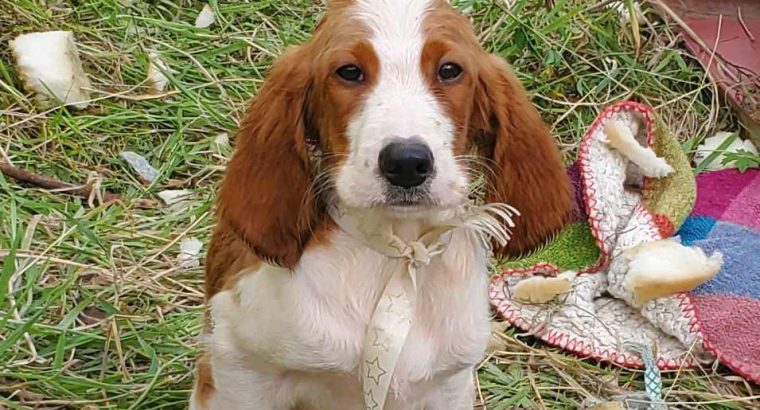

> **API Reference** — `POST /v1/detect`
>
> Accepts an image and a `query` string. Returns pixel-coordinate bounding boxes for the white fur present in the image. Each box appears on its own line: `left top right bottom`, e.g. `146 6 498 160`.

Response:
195 219 491 409
336 0 468 210
603 120 674 178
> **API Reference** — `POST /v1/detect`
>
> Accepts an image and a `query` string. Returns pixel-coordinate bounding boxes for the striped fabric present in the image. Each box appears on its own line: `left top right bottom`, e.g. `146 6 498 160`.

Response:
679 169 760 383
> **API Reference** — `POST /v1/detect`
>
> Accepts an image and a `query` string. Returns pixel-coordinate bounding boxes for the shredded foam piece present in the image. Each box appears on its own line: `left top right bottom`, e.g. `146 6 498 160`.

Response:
146 51 172 93
178 237 203 268
214 132 230 148
157 189 194 209
513 271 575 304
624 239 723 305
604 120 674 178
195 4 215 28
120 151 159 182
582 402 625 410
10 31 92 109
694 131 759 171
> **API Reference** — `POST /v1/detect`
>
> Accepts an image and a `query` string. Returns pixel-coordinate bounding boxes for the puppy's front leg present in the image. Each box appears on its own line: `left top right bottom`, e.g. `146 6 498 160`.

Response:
200 361 296 410
423 368 476 410
200 269 301 410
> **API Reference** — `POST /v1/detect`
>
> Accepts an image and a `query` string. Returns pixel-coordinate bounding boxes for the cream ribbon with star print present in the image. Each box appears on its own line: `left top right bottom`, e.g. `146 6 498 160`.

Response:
329 203 517 410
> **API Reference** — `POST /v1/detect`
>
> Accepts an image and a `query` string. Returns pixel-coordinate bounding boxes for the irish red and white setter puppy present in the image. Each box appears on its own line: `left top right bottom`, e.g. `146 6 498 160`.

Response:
191 0 571 409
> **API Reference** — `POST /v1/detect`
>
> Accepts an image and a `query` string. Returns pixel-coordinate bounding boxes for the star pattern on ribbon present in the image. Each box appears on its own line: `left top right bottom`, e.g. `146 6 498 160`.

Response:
384 291 407 316
364 388 380 410
371 327 391 352
365 357 387 386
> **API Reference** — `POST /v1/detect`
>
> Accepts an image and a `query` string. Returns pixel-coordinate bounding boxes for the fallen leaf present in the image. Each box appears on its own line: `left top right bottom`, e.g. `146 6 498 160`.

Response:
81 306 108 326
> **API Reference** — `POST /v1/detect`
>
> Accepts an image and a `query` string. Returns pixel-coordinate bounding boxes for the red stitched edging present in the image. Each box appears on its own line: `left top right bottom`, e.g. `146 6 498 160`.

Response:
653 213 676 238
579 101 655 270
489 269 698 370
489 101 704 371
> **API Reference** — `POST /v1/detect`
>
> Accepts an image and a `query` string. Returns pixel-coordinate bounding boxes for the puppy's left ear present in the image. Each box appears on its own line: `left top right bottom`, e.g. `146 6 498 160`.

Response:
472 54 572 257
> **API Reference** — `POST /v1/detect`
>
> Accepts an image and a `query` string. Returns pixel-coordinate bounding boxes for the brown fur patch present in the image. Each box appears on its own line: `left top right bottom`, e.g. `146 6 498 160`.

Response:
473 56 573 256
193 354 215 409
204 223 260 300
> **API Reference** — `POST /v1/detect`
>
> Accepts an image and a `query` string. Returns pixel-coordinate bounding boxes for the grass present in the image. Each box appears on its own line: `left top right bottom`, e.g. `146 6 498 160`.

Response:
0 0 758 408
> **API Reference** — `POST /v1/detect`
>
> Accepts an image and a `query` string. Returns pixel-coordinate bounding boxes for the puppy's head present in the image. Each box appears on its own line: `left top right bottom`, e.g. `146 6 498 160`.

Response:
219 0 572 267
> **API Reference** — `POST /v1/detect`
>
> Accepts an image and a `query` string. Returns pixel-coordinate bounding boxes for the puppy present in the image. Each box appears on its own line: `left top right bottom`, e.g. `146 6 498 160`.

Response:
191 1 572 409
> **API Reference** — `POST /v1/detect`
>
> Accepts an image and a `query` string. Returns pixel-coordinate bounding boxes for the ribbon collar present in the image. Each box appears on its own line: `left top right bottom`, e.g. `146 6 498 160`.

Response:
328 203 518 410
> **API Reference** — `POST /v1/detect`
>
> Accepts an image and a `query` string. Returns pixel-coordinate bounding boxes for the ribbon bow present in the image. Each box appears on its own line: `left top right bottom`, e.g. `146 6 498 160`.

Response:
328 203 518 410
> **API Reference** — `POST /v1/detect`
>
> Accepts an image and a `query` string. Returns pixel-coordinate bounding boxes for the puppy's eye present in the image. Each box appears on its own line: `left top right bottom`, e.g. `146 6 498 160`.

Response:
438 62 463 82
336 64 364 82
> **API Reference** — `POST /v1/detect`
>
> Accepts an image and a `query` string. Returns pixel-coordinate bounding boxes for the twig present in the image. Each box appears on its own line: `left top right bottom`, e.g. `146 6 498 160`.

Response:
0 161 121 204
738 7 756 42
527 356 548 410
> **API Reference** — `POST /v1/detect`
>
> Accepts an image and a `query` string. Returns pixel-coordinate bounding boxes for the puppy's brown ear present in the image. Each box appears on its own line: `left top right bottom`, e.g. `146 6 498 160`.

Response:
217 47 321 269
473 54 572 257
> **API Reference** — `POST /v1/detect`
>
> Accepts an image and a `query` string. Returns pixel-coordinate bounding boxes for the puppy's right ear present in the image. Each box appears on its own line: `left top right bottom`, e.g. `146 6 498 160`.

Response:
217 46 321 269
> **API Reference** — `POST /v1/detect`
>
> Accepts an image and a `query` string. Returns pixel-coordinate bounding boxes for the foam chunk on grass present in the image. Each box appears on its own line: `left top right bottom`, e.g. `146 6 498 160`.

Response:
11 31 92 109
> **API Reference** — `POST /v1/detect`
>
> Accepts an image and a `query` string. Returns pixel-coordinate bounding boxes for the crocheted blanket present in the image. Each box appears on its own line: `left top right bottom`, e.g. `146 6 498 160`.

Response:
489 101 760 384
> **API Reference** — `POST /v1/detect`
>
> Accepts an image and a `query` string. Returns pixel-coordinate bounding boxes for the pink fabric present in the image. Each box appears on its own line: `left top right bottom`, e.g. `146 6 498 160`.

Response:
691 169 758 218
722 174 760 230
692 294 760 382
690 169 760 384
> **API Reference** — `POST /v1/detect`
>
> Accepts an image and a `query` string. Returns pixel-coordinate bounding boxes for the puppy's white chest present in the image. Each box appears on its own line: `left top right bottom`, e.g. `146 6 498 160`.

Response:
208 228 491 407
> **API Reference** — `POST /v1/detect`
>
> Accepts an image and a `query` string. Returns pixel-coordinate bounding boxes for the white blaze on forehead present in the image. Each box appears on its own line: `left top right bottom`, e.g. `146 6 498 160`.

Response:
353 0 432 82
348 0 450 142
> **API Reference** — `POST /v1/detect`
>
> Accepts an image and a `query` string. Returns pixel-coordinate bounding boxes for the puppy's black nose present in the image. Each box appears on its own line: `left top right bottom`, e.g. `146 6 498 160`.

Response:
378 141 433 188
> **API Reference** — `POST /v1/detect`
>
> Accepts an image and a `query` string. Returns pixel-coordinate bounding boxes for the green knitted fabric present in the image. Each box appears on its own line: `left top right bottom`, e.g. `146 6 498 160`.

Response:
644 118 696 230
494 111 693 274
498 222 600 271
